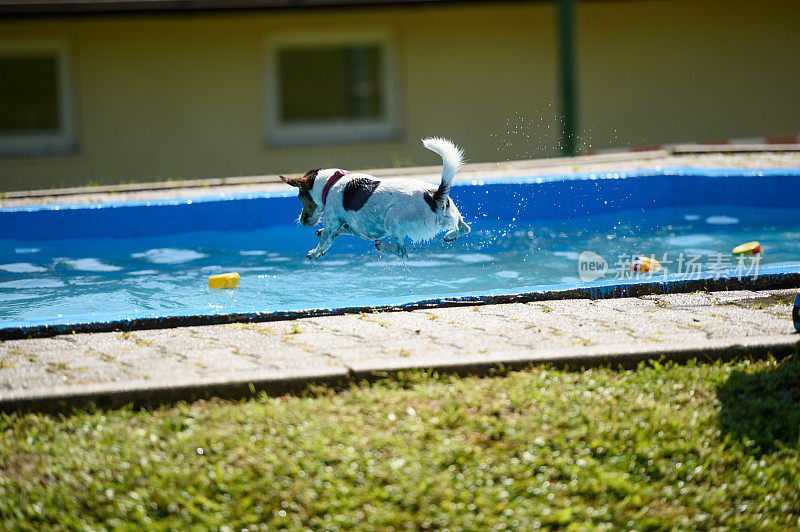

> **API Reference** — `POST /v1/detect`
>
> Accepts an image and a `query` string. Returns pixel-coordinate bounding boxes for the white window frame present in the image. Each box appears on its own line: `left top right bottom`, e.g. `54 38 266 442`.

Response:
0 40 77 157
264 29 400 146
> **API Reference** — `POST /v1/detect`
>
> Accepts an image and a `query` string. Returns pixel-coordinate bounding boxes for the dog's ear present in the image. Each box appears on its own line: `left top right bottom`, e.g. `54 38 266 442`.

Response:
281 169 319 189
280 175 305 188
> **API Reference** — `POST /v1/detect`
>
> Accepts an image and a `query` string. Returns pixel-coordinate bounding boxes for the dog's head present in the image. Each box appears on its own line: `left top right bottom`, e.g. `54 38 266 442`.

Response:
280 169 321 226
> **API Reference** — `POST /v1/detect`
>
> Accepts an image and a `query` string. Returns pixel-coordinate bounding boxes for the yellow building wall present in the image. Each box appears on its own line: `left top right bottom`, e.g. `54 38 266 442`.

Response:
0 0 798 191
578 0 800 149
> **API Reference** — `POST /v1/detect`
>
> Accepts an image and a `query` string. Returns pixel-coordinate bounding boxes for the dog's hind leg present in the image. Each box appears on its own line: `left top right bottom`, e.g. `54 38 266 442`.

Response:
377 208 409 258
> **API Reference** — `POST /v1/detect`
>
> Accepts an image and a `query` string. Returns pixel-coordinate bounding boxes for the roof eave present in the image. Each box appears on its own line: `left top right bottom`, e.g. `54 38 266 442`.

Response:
0 0 534 17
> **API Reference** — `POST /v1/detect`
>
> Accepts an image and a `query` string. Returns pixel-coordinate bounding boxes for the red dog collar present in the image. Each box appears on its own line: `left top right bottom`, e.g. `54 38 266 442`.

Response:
321 170 349 206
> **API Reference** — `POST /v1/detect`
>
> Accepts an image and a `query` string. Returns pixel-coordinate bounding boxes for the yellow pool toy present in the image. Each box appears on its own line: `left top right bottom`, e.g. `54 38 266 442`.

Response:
208 272 239 289
732 241 762 255
631 255 662 273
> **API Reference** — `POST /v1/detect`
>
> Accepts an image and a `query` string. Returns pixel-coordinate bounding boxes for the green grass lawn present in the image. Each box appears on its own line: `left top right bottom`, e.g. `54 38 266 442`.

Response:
1 357 799 530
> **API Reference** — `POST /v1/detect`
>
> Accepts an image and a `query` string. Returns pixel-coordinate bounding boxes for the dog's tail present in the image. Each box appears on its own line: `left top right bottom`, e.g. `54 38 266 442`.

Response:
422 137 464 212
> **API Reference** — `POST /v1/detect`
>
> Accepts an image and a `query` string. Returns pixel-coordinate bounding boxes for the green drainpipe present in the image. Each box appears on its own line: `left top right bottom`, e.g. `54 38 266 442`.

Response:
558 0 577 157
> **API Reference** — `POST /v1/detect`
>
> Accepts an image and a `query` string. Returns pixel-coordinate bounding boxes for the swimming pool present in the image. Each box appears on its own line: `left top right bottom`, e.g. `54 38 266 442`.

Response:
2 167 800 339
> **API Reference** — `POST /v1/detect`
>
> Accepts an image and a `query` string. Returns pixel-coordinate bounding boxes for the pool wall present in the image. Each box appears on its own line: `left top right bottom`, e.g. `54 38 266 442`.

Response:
3 167 800 240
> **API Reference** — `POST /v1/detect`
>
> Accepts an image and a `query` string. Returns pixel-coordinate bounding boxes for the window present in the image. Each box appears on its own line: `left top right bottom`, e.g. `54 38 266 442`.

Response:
0 42 76 157
264 31 398 145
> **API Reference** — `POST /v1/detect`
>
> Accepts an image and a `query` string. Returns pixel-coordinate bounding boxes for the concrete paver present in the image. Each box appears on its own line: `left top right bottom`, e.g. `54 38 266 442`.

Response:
1 288 797 410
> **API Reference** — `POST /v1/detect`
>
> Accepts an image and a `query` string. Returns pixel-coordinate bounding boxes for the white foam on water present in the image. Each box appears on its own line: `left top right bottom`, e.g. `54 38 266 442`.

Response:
454 253 494 263
552 251 581 260
69 278 116 286
0 293 49 301
263 256 291 262
683 214 701 221
402 260 447 267
61 258 122 272
0 278 65 289
362 260 401 267
14 247 40 254
368 274 399 281
706 215 739 225
684 248 718 256
127 270 159 276
669 235 715 247
132 248 207 264
363 260 446 268
319 260 350 266
495 270 520 279
454 277 477 284
0 262 47 273
240 250 267 256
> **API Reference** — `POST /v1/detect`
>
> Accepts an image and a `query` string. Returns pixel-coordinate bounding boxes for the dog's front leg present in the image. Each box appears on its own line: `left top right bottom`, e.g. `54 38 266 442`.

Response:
316 225 353 238
307 222 342 260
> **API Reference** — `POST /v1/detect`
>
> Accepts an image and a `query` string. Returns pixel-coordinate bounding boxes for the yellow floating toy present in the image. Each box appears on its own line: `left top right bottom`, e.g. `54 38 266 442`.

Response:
631 255 662 273
732 241 762 255
208 272 239 289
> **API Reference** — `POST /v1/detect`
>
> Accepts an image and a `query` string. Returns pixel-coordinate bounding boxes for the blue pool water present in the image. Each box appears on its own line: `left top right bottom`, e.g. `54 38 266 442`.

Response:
2 167 800 332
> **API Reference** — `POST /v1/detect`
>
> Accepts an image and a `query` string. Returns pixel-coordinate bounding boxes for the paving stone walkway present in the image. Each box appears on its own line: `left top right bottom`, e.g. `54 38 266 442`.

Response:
2 289 798 411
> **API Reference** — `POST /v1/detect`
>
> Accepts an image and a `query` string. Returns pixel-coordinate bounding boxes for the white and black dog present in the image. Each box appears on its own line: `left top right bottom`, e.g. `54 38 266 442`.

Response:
281 138 471 260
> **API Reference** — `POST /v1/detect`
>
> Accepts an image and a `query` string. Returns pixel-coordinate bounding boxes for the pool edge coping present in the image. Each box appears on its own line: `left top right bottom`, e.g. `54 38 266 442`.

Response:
2 149 673 201
4 166 800 213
